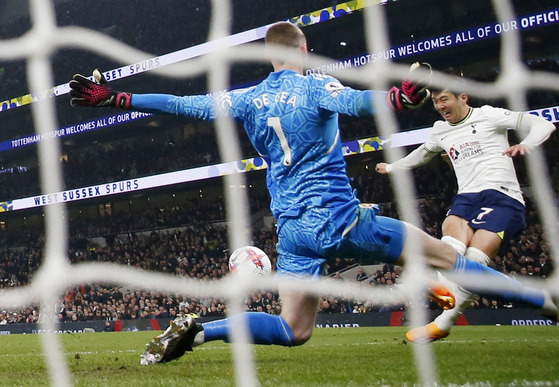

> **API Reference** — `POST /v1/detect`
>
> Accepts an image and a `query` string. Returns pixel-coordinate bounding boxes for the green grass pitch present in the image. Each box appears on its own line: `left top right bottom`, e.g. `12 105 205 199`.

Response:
0 326 557 386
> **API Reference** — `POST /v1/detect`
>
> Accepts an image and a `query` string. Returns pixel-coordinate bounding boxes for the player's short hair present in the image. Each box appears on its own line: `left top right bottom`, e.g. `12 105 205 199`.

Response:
265 22 306 49
431 67 467 97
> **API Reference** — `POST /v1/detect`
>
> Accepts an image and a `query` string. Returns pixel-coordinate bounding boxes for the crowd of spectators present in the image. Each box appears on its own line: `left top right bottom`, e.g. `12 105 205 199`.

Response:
0 127 556 325
0 224 280 325
0 177 554 325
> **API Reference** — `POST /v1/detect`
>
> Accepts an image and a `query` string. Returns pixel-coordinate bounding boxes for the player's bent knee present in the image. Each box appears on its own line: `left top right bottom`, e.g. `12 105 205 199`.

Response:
280 313 314 346
286 322 314 345
465 247 490 265
441 235 467 255
291 330 313 346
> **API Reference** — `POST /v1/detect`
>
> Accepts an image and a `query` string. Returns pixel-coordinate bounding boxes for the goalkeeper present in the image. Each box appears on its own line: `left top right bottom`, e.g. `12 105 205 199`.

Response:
69 22 556 363
376 68 556 343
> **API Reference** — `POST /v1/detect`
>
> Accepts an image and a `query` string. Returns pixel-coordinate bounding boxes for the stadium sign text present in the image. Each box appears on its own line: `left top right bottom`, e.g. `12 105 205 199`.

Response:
528 106 559 122
308 7 559 74
511 319 558 326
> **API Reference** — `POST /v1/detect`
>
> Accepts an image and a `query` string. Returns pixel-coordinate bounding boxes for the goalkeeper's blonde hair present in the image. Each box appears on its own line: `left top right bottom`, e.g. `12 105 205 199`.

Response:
265 22 306 49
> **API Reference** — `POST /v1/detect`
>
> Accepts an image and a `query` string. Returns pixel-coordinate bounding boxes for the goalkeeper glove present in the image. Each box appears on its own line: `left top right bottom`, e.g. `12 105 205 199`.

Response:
387 62 432 111
69 69 132 109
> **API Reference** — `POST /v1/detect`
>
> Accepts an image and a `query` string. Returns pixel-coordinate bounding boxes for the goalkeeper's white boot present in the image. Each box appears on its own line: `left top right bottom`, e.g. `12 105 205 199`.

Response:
140 314 203 365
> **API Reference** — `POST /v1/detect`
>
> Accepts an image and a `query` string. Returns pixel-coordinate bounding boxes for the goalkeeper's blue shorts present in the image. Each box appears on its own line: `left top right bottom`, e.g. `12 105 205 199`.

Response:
276 203 406 277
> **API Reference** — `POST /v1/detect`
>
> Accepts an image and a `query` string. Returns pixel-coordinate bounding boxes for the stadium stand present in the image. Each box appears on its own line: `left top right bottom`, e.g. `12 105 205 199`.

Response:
0 0 557 325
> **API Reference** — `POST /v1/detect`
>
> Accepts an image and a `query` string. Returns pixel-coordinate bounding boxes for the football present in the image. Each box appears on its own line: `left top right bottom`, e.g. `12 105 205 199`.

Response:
228 246 272 276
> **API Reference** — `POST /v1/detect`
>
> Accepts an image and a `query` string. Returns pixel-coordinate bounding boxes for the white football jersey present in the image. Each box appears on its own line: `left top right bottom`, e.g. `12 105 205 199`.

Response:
424 105 524 203
387 105 531 204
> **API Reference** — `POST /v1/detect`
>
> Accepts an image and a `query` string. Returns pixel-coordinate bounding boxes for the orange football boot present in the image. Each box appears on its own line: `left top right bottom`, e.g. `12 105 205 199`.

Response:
406 322 450 343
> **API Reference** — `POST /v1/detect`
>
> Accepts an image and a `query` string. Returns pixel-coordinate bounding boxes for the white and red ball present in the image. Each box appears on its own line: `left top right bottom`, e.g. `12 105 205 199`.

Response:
228 246 271 276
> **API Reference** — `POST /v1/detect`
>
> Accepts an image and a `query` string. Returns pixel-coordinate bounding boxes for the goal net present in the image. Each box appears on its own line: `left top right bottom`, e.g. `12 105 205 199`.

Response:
0 0 557 386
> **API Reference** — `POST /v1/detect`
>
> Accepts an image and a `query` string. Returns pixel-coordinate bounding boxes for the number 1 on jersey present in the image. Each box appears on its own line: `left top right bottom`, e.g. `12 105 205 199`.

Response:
268 116 293 166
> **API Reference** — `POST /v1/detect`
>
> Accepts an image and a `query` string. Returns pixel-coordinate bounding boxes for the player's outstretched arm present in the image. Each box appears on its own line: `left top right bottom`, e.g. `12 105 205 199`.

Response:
69 69 131 109
70 69 217 120
387 62 432 111
503 113 556 157
376 144 438 174
375 163 389 174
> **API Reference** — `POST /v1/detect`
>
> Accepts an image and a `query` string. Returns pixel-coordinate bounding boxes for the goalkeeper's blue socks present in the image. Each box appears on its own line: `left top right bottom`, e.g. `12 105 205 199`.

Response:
202 313 296 346
452 253 545 308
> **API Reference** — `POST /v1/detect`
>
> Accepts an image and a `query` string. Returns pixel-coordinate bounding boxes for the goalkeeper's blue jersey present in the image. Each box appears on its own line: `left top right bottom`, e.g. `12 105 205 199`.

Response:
132 70 383 220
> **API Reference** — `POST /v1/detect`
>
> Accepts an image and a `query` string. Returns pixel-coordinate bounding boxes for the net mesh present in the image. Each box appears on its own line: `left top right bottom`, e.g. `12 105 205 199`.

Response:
0 0 558 386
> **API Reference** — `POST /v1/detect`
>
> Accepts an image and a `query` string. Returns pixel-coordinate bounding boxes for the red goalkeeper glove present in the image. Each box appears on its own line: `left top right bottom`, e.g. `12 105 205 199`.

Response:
69 69 131 109
387 62 432 111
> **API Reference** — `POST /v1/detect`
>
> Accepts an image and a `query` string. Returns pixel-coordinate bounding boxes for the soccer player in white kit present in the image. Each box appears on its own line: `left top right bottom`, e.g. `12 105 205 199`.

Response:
376 77 556 342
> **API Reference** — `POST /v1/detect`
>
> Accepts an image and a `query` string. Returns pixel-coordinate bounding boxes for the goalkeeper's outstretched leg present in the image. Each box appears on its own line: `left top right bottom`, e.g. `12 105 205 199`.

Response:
140 290 317 365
